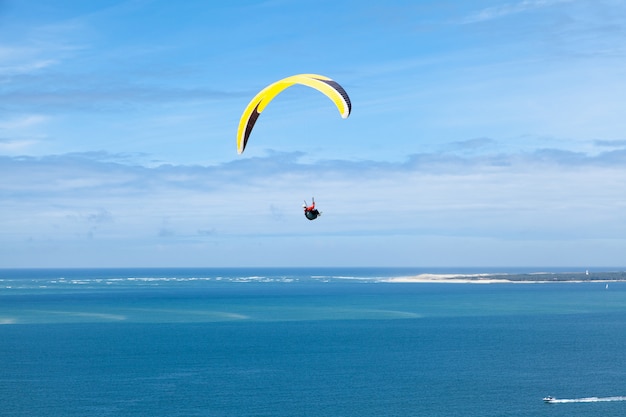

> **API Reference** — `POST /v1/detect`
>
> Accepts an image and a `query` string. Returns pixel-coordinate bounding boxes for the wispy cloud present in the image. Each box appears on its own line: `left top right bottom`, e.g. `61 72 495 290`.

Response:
461 0 573 24
0 58 58 76
2 148 624 213
2 149 625 266
1 84 244 112
0 138 39 153
0 114 49 129
0 115 48 154
0 18 83 79
3 147 625 193
594 139 626 148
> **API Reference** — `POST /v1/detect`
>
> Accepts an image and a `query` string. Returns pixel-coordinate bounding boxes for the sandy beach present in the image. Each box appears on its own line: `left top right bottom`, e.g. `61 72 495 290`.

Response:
385 274 512 283
384 272 626 283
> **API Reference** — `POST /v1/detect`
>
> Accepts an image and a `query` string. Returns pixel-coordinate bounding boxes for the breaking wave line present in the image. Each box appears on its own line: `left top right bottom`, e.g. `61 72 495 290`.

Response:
549 396 626 403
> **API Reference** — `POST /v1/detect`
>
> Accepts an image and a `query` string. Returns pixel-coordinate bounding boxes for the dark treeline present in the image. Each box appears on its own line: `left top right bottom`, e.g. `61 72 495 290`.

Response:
487 271 626 281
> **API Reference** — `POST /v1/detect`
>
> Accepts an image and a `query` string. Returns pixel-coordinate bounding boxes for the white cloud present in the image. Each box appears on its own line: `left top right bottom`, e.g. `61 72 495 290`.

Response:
462 0 573 24
1 149 624 267
0 138 39 153
0 114 49 129
0 59 58 76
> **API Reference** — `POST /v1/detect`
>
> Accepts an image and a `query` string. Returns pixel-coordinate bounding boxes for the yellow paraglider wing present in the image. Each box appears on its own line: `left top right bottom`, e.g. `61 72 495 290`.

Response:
236 74 351 154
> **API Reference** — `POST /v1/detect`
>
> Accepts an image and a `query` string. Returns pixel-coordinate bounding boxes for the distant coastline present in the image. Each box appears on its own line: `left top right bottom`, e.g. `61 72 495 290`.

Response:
386 271 626 283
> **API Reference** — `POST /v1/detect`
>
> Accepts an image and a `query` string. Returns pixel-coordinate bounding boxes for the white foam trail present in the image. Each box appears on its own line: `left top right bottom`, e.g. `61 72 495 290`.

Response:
42 311 127 321
550 396 626 403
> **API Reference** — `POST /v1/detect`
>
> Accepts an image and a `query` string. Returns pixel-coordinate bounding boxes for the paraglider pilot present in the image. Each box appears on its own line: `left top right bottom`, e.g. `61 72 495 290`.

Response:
303 198 321 220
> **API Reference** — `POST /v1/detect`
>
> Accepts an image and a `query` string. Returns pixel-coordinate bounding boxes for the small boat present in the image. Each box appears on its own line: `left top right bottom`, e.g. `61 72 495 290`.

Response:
543 396 556 403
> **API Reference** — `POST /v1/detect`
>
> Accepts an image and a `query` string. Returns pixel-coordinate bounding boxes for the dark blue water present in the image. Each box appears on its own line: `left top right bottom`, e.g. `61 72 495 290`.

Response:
1 268 625 416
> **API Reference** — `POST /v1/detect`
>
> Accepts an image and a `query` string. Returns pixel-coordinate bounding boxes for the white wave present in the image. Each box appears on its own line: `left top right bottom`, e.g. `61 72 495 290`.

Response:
360 309 422 318
218 312 250 320
313 275 377 281
549 396 626 403
128 308 251 322
42 311 127 321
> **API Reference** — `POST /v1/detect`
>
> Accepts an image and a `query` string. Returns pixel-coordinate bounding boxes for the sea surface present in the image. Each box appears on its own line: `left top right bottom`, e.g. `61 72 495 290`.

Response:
1 267 625 417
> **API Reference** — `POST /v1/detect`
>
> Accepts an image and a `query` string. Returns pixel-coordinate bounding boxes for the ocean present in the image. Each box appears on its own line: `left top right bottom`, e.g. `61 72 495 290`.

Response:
1 267 625 417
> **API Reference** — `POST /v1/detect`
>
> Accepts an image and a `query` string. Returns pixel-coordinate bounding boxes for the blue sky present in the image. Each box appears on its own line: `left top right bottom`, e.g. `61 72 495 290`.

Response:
1 0 626 268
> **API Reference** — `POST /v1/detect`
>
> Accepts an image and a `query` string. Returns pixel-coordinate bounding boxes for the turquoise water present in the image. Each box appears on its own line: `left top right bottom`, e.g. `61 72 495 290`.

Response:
1 268 625 416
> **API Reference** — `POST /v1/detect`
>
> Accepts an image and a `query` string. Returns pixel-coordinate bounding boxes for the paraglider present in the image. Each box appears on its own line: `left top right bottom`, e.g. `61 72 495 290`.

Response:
236 75 350 221
303 198 321 221
236 74 351 154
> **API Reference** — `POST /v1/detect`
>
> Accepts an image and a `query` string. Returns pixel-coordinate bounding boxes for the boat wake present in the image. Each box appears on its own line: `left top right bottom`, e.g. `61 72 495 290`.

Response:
546 396 626 404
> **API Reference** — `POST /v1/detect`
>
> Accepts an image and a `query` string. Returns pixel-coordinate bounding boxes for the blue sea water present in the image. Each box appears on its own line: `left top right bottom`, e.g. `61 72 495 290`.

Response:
1 267 625 417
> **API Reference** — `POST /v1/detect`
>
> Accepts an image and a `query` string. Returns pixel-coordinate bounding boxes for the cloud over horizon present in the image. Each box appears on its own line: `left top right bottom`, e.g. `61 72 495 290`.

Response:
2 147 624 266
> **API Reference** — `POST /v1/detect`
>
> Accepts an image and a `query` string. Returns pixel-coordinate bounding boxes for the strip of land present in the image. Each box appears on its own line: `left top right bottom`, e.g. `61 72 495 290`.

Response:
385 271 626 283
